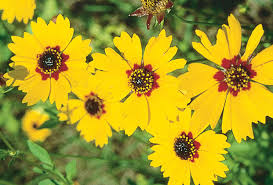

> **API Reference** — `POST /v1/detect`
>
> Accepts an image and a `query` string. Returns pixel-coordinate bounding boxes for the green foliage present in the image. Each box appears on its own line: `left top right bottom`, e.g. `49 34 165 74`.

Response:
27 140 53 167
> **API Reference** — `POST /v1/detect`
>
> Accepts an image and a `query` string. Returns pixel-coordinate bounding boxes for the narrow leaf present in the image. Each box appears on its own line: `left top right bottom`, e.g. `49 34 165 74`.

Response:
65 160 77 181
27 140 53 167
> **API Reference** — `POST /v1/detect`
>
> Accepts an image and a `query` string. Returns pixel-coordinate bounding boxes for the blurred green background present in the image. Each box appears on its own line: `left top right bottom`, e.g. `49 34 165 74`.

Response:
1 0 273 184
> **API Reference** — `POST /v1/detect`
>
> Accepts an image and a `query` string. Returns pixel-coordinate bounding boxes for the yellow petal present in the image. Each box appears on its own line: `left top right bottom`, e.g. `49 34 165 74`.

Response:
224 14 242 57
31 15 74 50
113 32 142 66
178 63 218 98
253 61 273 85
251 44 273 67
241 24 264 61
77 115 112 147
64 36 92 62
144 29 174 69
190 84 227 135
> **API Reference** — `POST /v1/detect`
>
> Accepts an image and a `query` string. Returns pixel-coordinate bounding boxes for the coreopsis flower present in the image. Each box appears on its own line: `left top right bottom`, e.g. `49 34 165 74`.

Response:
89 29 189 136
4 15 91 109
129 0 173 29
148 108 230 185
0 0 36 24
22 110 51 142
58 77 121 147
179 14 273 142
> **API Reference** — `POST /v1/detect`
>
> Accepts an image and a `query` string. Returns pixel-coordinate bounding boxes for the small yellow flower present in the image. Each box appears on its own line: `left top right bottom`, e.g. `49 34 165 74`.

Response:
179 14 273 142
129 0 173 29
22 110 51 142
58 77 122 147
0 0 36 24
148 108 230 185
4 15 92 109
89 29 189 136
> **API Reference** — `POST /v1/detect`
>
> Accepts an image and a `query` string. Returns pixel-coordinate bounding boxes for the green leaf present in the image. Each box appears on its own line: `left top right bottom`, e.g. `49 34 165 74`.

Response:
38 179 56 185
38 119 60 129
65 160 77 181
27 140 53 167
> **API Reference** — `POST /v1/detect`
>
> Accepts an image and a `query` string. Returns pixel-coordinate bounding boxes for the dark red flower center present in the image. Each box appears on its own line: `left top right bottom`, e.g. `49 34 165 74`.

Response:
214 56 257 96
126 64 160 97
32 122 38 129
85 92 106 119
174 132 200 162
36 46 69 81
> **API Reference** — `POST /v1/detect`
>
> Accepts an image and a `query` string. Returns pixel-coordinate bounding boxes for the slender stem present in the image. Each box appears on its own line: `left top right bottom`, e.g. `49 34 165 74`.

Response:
172 13 222 27
0 180 17 185
50 152 105 161
0 131 15 151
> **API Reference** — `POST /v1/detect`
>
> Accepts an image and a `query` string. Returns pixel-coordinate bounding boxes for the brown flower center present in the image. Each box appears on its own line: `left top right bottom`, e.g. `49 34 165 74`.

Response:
213 56 257 96
36 46 69 80
84 92 106 119
174 132 200 162
126 64 159 97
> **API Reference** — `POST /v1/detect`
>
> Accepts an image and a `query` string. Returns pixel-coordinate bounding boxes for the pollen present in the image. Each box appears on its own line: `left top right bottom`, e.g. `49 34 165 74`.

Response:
37 47 63 74
127 64 159 97
214 56 257 96
174 132 200 162
225 64 250 90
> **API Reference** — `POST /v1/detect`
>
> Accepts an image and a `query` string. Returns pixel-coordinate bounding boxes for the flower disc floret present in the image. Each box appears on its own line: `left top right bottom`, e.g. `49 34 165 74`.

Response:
214 56 257 96
174 131 200 162
84 92 106 119
36 46 69 80
127 64 159 96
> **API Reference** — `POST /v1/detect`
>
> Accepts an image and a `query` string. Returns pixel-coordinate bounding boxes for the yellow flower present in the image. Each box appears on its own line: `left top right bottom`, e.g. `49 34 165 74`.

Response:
58 77 122 147
0 0 36 24
22 110 51 142
129 0 173 29
89 29 189 136
179 14 273 142
148 108 230 185
4 15 92 109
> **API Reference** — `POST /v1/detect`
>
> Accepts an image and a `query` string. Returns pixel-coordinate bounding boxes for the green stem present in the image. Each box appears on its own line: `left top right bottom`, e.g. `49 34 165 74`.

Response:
172 13 222 27
0 131 15 151
50 152 105 161
24 159 69 185
0 180 17 185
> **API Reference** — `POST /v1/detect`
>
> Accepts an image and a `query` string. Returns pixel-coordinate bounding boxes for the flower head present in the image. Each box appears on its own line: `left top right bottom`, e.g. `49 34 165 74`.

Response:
89 29 189 136
58 77 122 147
4 15 92 109
129 0 173 29
0 0 36 24
179 14 273 142
22 110 51 142
148 108 230 185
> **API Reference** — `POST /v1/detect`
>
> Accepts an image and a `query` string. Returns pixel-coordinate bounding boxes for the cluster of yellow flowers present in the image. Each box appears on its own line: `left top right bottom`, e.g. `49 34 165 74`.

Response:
1 0 273 185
